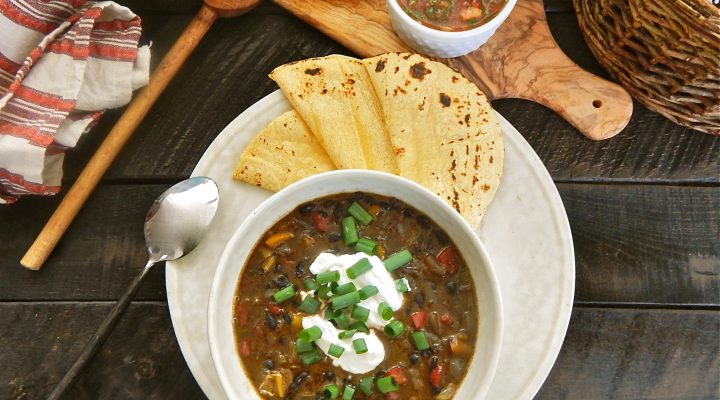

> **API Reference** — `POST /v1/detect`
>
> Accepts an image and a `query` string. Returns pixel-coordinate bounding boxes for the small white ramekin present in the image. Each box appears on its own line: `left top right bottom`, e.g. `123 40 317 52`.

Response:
387 0 518 58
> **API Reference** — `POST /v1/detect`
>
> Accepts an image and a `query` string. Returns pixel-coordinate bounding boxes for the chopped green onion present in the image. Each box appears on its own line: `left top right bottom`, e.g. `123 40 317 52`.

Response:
273 285 296 303
299 326 322 342
332 291 361 310
303 278 319 291
342 384 356 400
318 285 333 300
342 216 359 245
383 249 413 272
355 237 376 255
328 343 345 358
333 282 357 296
394 278 410 293
298 296 321 314
350 305 370 322
358 377 374 395
325 307 340 320
350 321 369 334
316 270 341 284
295 338 314 353
376 376 399 393
323 384 339 399
384 320 405 338
347 258 372 279
338 329 357 339
378 302 393 321
300 348 322 365
352 338 368 354
333 313 350 330
348 202 373 225
358 285 379 300
411 330 430 350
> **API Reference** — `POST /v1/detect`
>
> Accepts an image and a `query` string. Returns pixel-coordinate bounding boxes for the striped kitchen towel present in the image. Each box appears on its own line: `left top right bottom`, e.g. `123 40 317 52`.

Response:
0 0 149 204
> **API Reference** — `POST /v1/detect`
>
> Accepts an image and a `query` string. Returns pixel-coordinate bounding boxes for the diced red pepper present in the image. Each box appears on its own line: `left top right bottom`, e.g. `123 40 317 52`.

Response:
436 246 459 275
311 211 330 233
234 306 248 327
429 364 444 387
240 339 251 357
386 366 406 385
386 393 401 400
279 257 296 268
411 310 428 329
268 303 282 315
440 312 453 325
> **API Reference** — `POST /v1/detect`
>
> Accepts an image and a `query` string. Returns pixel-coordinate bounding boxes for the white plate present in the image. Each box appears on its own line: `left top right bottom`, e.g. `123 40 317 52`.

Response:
166 90 574 400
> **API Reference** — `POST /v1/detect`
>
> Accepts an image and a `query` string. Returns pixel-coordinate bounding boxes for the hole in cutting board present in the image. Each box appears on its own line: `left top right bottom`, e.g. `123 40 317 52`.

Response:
592 99 602 108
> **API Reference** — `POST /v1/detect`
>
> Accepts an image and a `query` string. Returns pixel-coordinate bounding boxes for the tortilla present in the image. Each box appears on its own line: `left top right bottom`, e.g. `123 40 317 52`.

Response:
269 55 398 173
232 110 335 192
363 53 504 227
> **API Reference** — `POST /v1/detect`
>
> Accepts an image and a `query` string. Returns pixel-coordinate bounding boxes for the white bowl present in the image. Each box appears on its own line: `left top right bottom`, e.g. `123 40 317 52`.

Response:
387 0 518 58
208 170 503 399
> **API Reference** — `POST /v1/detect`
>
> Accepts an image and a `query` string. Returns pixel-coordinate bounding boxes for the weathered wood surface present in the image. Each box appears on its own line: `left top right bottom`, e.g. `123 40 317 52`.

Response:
60 10 720 184
1 184 717 306
2 1 719 400
1 304 717 400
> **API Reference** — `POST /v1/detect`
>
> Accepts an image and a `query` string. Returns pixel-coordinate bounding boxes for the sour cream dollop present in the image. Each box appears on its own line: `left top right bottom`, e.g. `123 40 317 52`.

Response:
301 315 384 374
300 252 405 373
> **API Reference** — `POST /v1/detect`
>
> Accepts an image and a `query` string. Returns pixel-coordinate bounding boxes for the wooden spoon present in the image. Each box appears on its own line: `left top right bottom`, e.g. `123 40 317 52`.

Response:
20 0 261 270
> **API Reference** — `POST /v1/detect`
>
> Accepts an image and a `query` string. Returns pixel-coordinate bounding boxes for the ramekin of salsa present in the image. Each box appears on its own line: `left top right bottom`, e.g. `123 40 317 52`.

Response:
208 170 503 400
386 0 517 58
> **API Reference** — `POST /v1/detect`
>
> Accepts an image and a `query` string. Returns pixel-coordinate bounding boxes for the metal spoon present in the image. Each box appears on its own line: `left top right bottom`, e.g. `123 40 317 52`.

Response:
47 176 219 400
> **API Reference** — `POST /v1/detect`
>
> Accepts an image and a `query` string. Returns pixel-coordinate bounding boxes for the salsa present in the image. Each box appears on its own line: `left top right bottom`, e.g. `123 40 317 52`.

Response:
397 0 507 32
233 193 479 399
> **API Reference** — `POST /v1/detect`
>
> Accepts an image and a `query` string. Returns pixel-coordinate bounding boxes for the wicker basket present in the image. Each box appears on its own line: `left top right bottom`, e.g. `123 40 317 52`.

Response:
574 0 720 135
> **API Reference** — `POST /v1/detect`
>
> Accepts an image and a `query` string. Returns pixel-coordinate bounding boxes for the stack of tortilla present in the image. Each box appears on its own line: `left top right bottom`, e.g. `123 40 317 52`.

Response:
233 53 503 227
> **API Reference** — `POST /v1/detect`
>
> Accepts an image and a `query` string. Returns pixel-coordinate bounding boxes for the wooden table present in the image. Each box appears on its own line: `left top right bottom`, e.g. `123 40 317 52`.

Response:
1 1 718 399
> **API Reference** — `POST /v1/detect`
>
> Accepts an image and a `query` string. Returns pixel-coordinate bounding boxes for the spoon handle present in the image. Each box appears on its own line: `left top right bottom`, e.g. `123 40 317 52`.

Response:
47 261 155 400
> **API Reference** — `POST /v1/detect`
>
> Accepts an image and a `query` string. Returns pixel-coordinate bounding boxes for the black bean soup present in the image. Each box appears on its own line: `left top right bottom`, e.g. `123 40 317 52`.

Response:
233 192 479 399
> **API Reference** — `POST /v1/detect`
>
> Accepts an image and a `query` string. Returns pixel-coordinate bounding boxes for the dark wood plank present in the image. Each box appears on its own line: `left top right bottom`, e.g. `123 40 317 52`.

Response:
2 303 716 399
0 302 205 400
2 184 718 306
57 12 719 185
560 184 720 306
536 307 720 399
0 185 170 301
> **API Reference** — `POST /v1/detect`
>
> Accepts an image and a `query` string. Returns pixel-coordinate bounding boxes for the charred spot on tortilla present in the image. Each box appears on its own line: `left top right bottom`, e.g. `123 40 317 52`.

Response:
440 93 451 107
375 59 386 72
304 67 322 75
410 62 431 80
452 76 459 83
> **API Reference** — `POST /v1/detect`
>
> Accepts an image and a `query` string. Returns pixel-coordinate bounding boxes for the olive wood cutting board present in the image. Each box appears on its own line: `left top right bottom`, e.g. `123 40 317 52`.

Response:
271 0 633 140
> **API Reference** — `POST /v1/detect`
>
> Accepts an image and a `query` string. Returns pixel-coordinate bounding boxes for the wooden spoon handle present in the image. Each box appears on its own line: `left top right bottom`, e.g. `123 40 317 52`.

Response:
20 6 218 270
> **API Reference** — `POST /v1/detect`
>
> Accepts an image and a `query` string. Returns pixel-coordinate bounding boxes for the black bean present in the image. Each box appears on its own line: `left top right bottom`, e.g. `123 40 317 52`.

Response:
446 281 458 294
429 355 439 369
429 281 437 290
324 371 335 381
284 372 309 399
273 263 283 272
375 369 386 380
410 353 421 364
433 229 450 246
432 342 441 352
431 385 443 394
402 208 416 218
329 233 341 242
274 274 289 288
295 263 305 278
422 349 433 358
264 359 275 369
299 203 316 214
265 312 278 329
416 215 431 228
282 312 292 325
414 292 425 306
342 377 351 386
